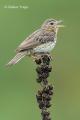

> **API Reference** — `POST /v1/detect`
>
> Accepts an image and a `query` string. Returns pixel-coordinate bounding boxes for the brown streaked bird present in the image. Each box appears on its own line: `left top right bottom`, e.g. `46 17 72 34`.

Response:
6 18 64 66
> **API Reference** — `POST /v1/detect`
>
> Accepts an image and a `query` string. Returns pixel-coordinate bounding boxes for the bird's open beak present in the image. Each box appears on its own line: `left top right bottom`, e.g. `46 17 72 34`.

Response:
56 20 64 28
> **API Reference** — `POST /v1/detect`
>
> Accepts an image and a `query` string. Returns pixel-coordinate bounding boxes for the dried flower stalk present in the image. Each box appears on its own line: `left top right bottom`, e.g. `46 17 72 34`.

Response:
35 55 54 120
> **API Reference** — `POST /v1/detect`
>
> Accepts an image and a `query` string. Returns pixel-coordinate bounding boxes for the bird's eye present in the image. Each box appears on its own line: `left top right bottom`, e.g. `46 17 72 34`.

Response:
50 22 54 25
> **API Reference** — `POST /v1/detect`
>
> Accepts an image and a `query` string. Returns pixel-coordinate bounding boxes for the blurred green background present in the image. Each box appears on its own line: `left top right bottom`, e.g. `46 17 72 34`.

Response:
0 0 80 120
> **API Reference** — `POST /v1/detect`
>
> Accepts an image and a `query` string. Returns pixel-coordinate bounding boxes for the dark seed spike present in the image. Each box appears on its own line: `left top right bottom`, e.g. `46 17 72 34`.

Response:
35 55 54 120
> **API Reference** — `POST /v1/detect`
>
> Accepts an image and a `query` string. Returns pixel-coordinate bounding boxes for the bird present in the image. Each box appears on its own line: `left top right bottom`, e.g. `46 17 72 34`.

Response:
6 18 64 66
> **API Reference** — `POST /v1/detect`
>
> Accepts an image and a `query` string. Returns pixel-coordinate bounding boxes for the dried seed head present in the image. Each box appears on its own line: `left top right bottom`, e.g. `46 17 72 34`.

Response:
36 95 42 101
42 55 50 65
39 101 45 109
35 55 53 120
49 91 53 95
46 101 51 108
42 79 48 85
35 58 41 64
48 85 54 90
38 90 42 96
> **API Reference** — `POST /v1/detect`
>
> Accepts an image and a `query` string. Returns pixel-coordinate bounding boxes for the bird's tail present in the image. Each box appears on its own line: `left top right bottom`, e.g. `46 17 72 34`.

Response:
6 52 26 66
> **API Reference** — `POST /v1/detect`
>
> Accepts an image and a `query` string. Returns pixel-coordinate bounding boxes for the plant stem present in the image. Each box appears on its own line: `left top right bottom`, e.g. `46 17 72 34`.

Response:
35 54 54 120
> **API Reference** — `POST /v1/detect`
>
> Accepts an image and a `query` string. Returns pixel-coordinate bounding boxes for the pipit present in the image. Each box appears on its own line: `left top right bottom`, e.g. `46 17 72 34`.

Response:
6 18 64 66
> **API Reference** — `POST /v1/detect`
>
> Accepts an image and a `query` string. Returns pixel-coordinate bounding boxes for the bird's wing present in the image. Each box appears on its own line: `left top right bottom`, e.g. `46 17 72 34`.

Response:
16 29 42 52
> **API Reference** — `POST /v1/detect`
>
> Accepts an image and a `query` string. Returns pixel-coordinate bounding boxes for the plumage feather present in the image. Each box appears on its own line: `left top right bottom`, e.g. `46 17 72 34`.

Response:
6 52 27 66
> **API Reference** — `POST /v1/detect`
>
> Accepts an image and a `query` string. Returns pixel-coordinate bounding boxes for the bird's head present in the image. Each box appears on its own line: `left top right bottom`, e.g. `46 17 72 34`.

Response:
41 19 64 33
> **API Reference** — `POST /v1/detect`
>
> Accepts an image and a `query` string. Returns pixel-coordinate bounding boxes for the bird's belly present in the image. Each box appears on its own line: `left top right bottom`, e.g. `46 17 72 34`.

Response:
33 41 56 53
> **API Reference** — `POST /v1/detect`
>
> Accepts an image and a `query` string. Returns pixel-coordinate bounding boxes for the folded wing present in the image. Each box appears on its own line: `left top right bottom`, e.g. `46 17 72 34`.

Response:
16 29 41 52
